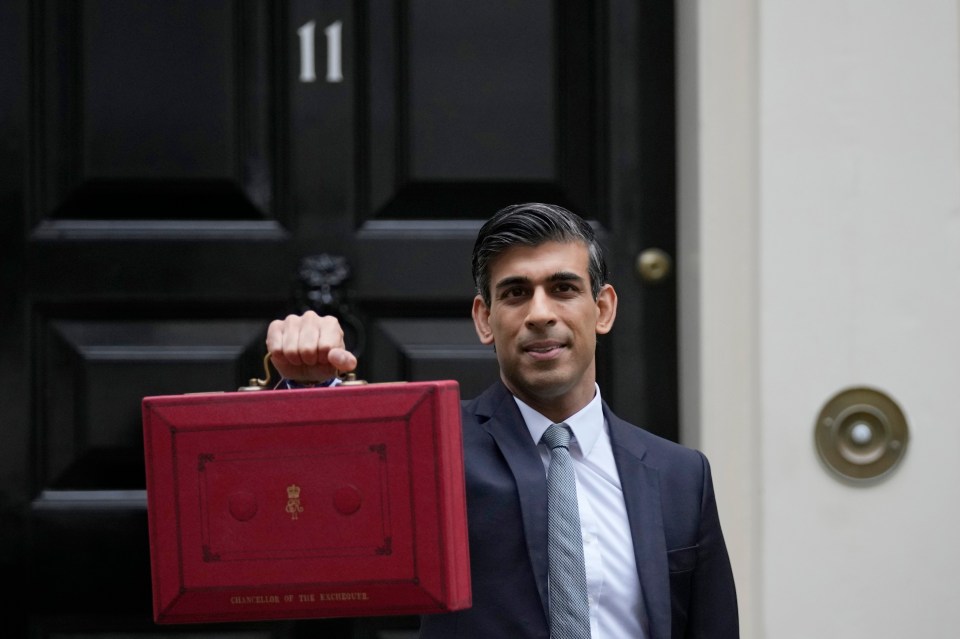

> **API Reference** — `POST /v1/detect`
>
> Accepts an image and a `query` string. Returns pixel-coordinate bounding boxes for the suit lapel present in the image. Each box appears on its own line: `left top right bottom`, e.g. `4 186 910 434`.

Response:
607 408 671 639
475 382 551 618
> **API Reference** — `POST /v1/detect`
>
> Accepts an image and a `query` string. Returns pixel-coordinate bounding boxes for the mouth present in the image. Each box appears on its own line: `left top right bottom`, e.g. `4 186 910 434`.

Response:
522 340 567 361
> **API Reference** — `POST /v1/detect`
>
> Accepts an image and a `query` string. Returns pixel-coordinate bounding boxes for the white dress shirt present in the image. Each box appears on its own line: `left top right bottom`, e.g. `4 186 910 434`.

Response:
514 385 648 638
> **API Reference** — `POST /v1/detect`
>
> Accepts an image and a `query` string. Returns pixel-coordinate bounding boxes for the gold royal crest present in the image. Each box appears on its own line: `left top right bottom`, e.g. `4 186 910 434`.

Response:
286 484 304 520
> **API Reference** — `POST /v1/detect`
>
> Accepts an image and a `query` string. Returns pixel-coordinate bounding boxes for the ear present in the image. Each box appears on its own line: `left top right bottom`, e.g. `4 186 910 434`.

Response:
595 284 618 335
472 295 495 345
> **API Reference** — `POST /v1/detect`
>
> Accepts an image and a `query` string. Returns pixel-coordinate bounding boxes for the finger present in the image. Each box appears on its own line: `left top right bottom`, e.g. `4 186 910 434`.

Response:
265 319 285 356
280 313 304 366
308 315 345 377
297 316 322 367
315 315 346 352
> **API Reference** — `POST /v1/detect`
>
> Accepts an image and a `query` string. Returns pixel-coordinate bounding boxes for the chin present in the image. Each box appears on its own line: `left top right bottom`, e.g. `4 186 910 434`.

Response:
514 373 576 400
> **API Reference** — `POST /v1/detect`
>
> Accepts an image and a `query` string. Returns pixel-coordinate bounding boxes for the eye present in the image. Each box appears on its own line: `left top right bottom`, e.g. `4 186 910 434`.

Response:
499 286 527 300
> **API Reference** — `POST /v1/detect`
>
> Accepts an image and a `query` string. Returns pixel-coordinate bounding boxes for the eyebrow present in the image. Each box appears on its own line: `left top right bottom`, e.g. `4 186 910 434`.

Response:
493 271 584 291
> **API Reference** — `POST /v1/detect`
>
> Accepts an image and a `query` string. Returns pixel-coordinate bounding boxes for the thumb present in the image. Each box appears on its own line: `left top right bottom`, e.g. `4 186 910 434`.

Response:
328 348 358 373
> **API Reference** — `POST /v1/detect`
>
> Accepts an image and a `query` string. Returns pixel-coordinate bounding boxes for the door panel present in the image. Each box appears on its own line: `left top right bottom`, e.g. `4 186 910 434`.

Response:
39 319 267 489
361 0 594 220
36 0 278 223
1 1 677 637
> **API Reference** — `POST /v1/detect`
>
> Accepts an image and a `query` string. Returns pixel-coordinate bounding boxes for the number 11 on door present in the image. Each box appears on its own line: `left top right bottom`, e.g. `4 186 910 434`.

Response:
298 20 343 83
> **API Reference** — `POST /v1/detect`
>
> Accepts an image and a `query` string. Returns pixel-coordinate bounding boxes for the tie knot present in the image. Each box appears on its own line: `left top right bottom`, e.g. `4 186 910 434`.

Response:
542 423 571 450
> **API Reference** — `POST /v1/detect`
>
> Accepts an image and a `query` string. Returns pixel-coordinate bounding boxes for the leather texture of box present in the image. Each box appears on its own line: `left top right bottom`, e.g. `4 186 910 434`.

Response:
142 380 470 624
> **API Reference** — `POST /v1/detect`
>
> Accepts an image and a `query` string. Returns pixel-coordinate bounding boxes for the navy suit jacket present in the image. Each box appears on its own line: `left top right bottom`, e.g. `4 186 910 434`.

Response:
418 381 738 639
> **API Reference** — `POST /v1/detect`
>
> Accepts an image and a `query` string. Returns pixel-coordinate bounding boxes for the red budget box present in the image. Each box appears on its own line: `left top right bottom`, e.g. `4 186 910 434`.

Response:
141 380 470 624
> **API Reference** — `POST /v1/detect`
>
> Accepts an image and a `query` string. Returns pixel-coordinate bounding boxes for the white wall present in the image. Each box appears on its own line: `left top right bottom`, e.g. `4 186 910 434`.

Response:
679 1 960 637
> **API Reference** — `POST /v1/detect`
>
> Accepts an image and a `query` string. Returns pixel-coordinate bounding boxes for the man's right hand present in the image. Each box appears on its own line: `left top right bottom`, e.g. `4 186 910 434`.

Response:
266 311 358 383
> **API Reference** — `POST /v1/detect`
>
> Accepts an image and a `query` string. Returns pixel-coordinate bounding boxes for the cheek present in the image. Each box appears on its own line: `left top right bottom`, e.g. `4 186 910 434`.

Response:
488 310 519 335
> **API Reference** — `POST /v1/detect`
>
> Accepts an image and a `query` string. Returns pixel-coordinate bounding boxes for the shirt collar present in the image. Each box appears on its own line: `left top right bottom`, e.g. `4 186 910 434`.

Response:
513 383 604 458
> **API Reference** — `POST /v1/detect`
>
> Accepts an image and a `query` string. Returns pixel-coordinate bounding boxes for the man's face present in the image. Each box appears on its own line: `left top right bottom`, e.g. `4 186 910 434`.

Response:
472 241 617 421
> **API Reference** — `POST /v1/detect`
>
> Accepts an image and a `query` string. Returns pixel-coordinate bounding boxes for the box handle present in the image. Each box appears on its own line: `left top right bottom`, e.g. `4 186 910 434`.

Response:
238 353 370 391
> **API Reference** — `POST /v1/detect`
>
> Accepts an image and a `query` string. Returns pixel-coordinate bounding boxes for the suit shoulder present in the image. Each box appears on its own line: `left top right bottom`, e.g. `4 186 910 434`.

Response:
642 426 704 458
460 381 513 423
611 414 709 471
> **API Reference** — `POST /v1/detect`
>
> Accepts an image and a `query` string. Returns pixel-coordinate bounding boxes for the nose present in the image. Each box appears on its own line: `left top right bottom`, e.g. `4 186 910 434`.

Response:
525 287 557 329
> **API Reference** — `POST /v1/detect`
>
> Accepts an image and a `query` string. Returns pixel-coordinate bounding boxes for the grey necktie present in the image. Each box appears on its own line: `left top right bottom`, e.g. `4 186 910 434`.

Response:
542 423 591 639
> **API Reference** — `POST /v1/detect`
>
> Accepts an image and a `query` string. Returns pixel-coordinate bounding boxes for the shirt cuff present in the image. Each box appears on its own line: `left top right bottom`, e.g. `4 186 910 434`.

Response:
276 377 342 390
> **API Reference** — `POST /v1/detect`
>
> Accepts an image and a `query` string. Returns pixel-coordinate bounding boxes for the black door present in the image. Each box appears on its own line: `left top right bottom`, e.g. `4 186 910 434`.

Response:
0 1 676 637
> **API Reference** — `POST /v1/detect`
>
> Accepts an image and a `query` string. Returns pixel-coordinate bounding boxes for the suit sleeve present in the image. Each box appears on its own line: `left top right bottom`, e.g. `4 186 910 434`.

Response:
687 452 739 638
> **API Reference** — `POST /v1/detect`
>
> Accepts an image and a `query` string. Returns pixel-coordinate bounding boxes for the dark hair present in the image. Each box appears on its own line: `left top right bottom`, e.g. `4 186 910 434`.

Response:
472 202 608 306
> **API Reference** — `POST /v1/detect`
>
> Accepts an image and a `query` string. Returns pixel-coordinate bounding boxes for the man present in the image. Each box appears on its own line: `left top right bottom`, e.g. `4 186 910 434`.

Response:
267 203 738 638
